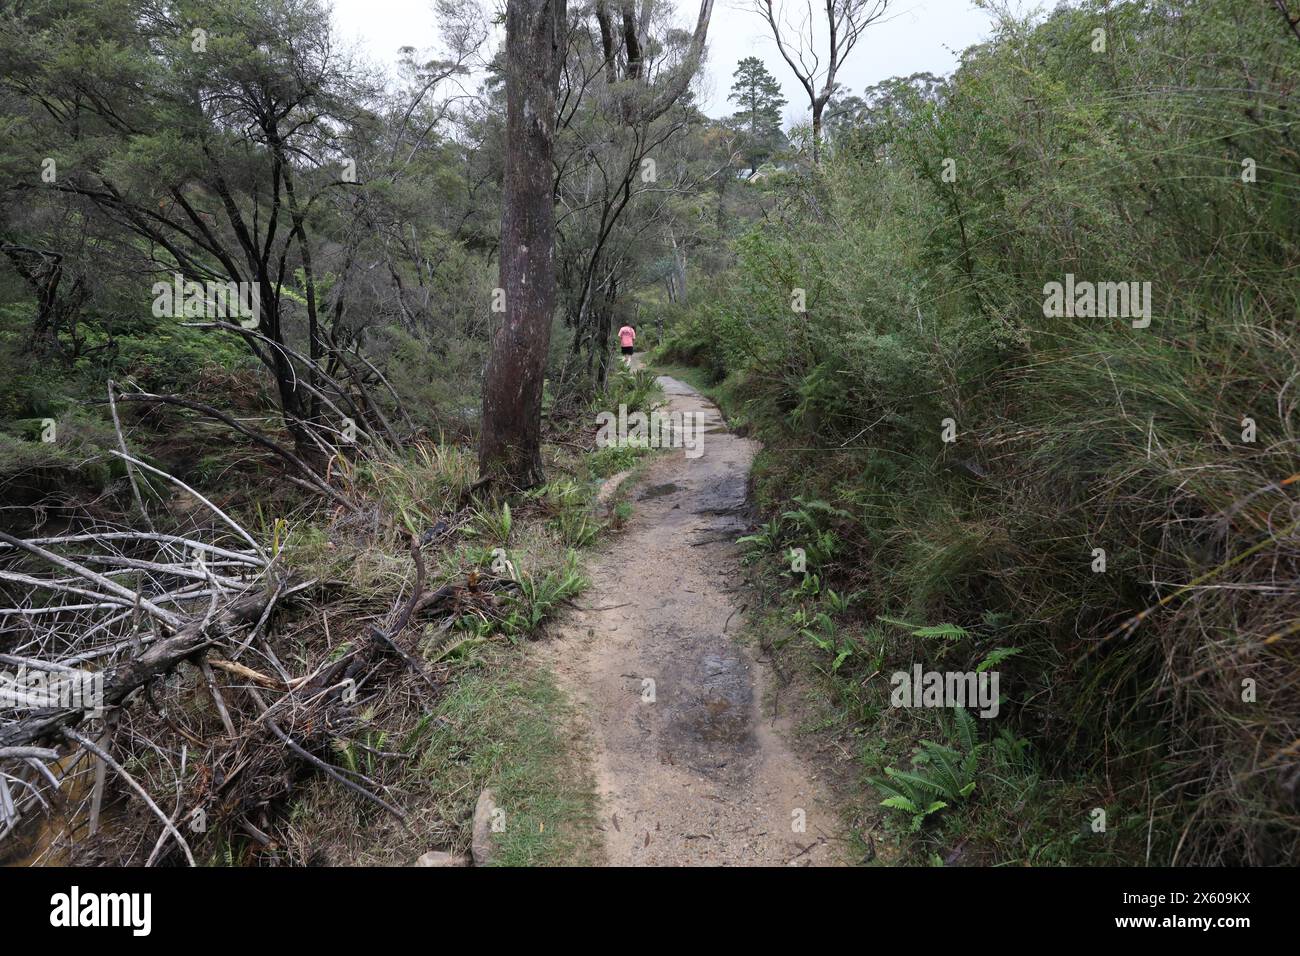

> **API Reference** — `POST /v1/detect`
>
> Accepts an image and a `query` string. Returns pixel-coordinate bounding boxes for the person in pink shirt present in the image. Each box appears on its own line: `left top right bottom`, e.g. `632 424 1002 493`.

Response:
618 323 636 365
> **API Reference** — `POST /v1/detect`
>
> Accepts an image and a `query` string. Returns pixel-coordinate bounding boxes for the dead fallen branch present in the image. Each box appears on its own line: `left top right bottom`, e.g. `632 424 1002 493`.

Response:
62 727 196 867
1 499 507 864
0 587 280 751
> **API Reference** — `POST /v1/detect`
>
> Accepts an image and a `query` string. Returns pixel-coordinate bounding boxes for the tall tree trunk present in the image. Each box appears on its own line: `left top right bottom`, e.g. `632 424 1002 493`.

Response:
478 0 567 489
670 232 688 304
812 102 824 165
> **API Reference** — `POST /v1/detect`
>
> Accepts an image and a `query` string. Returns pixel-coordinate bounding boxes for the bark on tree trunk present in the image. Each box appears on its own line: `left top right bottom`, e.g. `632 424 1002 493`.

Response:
812 104 824 166
478 0 567 489
670 233 688 304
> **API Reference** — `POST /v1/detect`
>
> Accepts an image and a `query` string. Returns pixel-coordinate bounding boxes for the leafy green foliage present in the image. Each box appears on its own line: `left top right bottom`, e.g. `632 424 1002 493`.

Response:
468 502 513 546
878 617 971 642
875 709 983 831
508 551 589 635
667 0 1300 865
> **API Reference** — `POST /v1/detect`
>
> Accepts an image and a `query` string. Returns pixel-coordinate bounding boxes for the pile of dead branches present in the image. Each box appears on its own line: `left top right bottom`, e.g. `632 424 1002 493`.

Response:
0 464 519 865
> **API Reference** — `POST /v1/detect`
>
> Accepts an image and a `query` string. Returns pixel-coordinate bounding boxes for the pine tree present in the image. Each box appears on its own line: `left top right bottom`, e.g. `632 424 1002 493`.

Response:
728 56 786 172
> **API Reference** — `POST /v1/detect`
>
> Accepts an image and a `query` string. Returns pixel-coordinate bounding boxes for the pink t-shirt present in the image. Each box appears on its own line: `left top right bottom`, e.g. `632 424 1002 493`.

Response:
618 326 636 348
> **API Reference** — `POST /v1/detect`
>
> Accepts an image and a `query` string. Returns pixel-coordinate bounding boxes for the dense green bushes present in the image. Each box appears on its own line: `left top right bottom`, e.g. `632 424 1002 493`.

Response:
665 0 1300 864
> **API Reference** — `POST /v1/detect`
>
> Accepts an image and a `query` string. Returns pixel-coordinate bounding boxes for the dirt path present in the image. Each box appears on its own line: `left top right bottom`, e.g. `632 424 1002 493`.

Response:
543 369 841 866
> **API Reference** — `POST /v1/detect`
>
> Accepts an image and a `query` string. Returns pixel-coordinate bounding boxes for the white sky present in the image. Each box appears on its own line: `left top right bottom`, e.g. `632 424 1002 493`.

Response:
330 0 998 122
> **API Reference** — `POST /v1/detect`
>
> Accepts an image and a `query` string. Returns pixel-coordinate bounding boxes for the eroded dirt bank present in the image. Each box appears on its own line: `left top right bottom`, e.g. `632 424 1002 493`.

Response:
542 372 841 866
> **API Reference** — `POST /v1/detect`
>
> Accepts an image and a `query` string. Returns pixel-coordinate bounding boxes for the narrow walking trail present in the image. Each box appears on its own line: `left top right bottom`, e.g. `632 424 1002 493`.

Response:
545 369 841 865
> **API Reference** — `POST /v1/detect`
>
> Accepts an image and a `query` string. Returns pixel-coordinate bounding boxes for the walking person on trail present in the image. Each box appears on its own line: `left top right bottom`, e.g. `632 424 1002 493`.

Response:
618 323 637 366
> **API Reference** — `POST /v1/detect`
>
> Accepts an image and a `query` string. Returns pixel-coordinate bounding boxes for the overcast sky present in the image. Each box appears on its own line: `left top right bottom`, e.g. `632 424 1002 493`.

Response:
330 0 998 123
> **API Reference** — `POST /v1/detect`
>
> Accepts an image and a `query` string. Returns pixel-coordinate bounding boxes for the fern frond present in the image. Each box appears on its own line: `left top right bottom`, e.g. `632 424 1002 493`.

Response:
885 765 949 797
912 622 969 640
953 705 978 753
877 614 919 631
880 795 921 813
872 774 918 804
977 646 1022 672
918 742 964 799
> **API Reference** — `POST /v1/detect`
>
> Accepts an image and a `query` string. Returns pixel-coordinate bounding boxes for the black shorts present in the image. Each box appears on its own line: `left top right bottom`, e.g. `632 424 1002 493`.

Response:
621 345 634 355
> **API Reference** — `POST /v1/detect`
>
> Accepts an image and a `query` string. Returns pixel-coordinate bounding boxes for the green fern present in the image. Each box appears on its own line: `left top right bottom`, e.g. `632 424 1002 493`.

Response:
977 646 1021 672
736 517 783 558
917 741 976 800
877 615 969 640
882 764 950 798
875 707 985 829
992 728 1035 777
951 705 979 754
912 622 969 640
781 495 851 529
874 768 950 831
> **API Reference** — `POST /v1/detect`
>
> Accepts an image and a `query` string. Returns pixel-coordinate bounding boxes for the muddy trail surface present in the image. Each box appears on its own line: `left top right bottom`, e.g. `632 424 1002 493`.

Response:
544 369 841 865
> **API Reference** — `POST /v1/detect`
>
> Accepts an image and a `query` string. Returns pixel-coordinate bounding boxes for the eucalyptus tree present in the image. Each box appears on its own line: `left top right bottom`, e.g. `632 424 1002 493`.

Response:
749 0 890 164
478 0 716 487
477 0 568 487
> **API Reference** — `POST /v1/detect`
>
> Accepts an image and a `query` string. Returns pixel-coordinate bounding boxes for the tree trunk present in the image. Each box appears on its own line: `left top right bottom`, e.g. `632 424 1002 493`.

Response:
671 234 688 304
812 102 824 165
478 0 567 489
